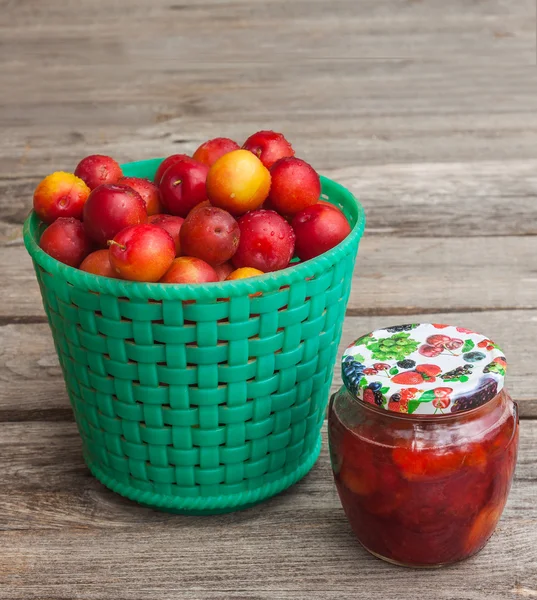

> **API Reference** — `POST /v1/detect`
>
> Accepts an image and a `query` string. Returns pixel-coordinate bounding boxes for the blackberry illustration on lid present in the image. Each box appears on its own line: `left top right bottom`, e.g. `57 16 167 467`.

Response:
342 323 506 415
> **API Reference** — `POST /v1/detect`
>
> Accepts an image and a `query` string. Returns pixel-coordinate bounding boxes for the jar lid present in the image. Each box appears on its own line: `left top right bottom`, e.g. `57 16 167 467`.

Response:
342 323 506 415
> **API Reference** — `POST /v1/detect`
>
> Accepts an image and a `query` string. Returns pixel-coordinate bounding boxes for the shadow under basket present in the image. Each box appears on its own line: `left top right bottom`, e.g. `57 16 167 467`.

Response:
24 158 366 514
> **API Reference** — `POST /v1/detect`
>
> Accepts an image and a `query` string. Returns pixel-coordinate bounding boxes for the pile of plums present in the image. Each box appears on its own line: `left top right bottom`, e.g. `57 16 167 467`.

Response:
33 130 352 284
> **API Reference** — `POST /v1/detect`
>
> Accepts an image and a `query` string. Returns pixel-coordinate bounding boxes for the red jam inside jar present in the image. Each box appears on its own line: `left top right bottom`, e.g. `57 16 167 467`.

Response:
328 324 519 567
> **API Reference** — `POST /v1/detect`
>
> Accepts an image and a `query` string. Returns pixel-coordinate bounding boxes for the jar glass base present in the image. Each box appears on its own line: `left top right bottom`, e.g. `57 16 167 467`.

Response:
359 540 488 569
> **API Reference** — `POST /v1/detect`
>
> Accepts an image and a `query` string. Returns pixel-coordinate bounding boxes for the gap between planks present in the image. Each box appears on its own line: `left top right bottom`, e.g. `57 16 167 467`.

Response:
2 311 537 420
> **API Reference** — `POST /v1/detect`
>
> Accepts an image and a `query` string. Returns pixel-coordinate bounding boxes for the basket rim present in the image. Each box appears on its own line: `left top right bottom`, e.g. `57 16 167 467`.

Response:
23 161 366 301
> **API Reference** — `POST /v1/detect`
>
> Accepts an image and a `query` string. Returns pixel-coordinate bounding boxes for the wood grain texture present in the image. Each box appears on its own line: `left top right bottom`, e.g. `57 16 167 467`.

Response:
2 309 536 420
3 159 537 245
332 160 537 237
2 0 537 595
2 70 537 175
0 421 535 600
4 233 537 317
1 0 537 179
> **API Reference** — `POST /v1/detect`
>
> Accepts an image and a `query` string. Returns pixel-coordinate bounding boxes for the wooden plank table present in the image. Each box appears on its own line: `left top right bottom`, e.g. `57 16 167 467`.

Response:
1 0 536 598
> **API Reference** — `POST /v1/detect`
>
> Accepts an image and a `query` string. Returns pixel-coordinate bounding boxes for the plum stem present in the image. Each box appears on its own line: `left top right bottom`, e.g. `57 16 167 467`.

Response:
107 240 127 251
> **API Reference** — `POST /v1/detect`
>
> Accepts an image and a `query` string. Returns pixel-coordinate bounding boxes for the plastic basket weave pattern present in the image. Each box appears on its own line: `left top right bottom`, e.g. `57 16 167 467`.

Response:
24 158 365 514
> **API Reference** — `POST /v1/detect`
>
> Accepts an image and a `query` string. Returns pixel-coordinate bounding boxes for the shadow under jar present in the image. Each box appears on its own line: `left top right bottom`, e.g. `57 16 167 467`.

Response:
328 323 519 568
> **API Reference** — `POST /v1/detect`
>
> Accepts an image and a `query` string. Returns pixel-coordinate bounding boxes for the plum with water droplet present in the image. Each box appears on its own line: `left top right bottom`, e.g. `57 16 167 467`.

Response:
33 172 90 223
268 157 320 215
159 160 209 217
242 130 295 168
232 209 295 272
180 205 240 266
292 203 351 261
39 217 93 267
193 137 240 167
83 184 147 247
206 150 271 216
108 224 175 282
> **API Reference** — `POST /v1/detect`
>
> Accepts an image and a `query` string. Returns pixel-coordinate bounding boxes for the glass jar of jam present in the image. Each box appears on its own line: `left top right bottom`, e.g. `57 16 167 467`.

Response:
328 323 519 568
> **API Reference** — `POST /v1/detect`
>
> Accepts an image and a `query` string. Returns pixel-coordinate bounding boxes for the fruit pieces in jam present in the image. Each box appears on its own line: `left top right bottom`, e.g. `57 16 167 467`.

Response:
328 390 519 567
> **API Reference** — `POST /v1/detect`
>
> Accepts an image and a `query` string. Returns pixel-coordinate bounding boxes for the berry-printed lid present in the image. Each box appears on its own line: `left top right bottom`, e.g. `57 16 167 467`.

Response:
342 324 506 415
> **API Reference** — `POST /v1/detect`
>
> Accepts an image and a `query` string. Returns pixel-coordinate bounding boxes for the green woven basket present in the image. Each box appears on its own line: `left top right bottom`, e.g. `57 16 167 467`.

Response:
24 158 365 514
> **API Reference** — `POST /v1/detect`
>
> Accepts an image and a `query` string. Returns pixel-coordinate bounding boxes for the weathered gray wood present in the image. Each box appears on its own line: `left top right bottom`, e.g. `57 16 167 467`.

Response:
2 71 537 173
0 421 535 600
4 234 537 318
3 159 537 245
2 310 536 420
2 0 537 596
332 160 537 237
1 0 537 181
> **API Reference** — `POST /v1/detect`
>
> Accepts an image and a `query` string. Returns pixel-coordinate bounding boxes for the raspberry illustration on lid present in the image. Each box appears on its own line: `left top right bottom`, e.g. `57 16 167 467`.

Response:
342 323 506 415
